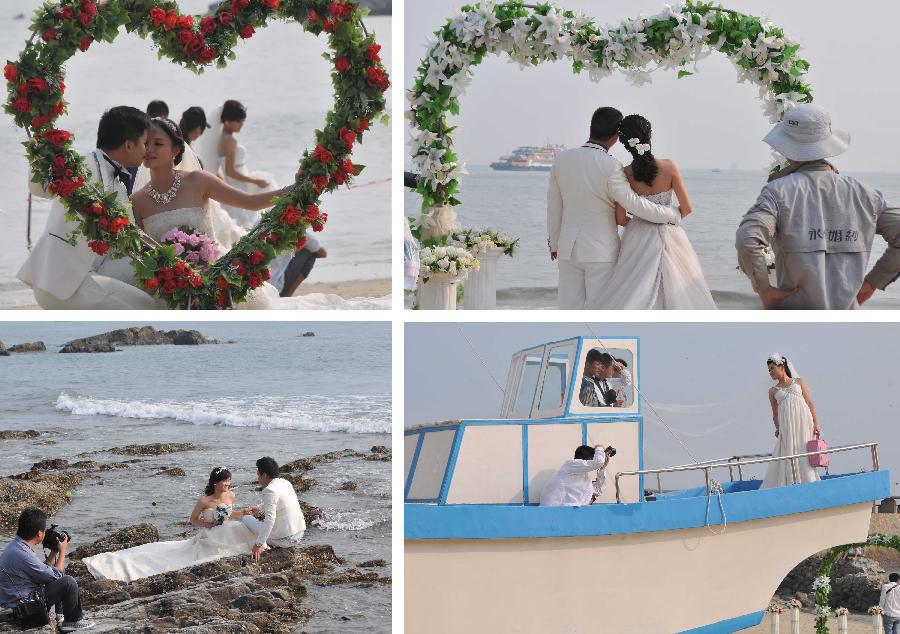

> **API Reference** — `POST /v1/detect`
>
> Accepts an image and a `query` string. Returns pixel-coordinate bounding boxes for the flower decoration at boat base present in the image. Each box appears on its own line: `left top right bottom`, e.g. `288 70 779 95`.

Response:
418 245 480 282
451 226 519 257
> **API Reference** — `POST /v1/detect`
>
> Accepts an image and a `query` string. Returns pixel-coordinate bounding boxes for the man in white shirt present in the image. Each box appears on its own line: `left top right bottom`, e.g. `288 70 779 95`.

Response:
881 572 900 634
539 444 612 507
242 457 306 561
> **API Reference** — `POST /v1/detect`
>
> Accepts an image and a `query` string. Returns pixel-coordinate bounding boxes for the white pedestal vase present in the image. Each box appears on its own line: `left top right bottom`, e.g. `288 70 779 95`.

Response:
872 614 884 634
464 247 503 310
769 612 780 634
790 607 800 634
419 205 457 242
838 613 848 633
417 272 464 310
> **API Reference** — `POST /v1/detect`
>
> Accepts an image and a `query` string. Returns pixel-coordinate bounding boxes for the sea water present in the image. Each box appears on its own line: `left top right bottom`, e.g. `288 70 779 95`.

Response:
0 321 391 633
0 0 391 306
404 166 900 309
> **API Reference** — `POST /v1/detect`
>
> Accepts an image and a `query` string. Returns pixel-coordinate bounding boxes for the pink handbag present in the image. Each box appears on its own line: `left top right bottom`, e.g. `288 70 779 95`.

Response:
807 438 829 468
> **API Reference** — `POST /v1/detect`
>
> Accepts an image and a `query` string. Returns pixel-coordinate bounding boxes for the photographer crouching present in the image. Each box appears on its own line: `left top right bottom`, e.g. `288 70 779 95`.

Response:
539 444 616 507
0 509 95 631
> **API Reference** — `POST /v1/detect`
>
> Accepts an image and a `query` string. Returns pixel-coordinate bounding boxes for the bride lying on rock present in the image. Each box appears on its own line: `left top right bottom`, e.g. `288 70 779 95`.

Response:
82 467 259 583
131 117 297 310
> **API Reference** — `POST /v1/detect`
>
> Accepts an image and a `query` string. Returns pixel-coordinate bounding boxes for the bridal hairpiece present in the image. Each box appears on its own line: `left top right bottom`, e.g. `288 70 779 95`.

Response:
767 353 785 365
213 466 228 475
152 116 182 139
627 137 651 156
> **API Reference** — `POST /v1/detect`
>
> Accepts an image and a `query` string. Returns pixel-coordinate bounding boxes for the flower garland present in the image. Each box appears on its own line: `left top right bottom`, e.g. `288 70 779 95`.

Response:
451 226 518 256
419 245 479 282
4 0 389 309
408 0 813 232
813 533 900 634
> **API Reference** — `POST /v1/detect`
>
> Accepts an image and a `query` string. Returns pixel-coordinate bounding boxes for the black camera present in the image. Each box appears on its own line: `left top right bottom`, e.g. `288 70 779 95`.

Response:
42 524 70 552
605 446 617 457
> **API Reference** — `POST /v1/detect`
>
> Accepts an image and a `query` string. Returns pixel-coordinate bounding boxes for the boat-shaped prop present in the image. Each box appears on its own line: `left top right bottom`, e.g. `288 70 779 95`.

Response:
405 336 890 633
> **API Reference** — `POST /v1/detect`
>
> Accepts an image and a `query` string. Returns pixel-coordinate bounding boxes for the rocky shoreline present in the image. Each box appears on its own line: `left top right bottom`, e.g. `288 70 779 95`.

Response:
0 326 220 356
0 440 391 633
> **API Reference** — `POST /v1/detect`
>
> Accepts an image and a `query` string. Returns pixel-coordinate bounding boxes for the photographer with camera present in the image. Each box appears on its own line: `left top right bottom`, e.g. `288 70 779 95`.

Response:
578 349 630 407
0 509 95 631
539 444 615 507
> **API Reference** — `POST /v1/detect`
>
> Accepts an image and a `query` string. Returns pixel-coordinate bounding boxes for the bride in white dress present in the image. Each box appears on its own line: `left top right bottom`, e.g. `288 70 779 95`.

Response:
761 354 822 489
602 114 716 310
132 117 296 309
83 467 258 582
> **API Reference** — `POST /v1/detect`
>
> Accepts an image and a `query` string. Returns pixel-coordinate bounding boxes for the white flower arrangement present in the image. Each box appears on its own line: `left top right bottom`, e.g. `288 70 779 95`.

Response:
834 607 849 616
868 606 884 616
814 604 831 620
419 245 480 282
409 0 813 222
812 575 831 592
451 227 519 257
766 603 785 614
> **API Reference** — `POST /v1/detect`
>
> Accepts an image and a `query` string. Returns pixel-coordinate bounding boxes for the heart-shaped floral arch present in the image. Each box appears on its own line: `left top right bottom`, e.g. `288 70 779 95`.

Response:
4 0 389 308
408 0 813 239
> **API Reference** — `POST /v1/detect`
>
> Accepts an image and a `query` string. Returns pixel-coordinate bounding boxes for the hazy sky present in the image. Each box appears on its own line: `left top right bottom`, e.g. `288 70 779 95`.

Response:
406 322 900 492
405 0 900 171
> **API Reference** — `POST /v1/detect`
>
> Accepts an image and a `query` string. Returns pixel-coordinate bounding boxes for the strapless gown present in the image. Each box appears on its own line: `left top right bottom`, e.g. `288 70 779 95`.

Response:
143 206 280 310
602 190 717 310
82 505 257 582
219 144 277 229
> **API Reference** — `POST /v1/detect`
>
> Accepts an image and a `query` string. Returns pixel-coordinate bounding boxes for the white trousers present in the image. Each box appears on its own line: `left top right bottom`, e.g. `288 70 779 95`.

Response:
33 273 158 310
557 260 614 309
241 515 305 547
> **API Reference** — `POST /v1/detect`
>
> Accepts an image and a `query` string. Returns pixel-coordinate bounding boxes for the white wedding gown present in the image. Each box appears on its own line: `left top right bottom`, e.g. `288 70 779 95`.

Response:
760 380 820 488
220 145 277 229
82 506 256 582
602 190 716 310
143 206 280 310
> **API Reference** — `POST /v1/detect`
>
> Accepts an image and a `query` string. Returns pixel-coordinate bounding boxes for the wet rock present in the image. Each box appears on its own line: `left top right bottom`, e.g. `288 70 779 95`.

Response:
230 592 278 612
370 445 389 454
71 523 160 560
0 471 88 530
98 461 133 471
158 467 187 477
280 449 368 474
301 332 315 337
109 443 196 456
60 327 219 354
365 452 391 462
0 340 8 356
359 559 387 568
281 472 316 492
0 429 41 439
8 341 46 353
71 460 99 470
299 501 325 524
31 458 69 471
339 481 358 491
316 569 390 586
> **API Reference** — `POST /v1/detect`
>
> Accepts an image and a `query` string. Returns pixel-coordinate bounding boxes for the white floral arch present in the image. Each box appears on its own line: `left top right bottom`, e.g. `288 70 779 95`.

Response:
407 0 814 239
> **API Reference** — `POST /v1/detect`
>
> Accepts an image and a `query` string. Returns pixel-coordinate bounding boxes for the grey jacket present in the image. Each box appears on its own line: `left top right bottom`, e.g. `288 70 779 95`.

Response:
736 163 900 309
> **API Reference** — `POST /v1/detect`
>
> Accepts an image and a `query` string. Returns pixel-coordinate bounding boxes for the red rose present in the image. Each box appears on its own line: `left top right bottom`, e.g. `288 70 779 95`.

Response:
31 115 51 130
88 240 109 255
295 235 308 250
279 205 301 225
232 260 246 276
28 78 49 92
323 17 338 32
307 9 320 23
200 16 217 34
98 216 110 230
111 217 129 233
239 24 255 39
164 10 177 30
263 0 279 8
11 97 30 112
159 267 174 280
50 102 65 117
150 7 166 27
334 56 350 73
86 200 105 215
177 15 194 29
52 155 66 171
357 119 369 132
366 66 389 91
198 48 216 63
311 175 329 192
248 249 265 265
216 276 228 290
342 158 354 174
177 29 193 46
328 2 351 19
162 280 177 294
175 277 188 289
339 126 356 149
261 268 271 281
312 145 333 164
331 169 346 185
16 82 30 95
312 222 324 232
79 36 93 52
58 79 65 93
248 273 262 289
80 0 97 16
190 275 202 288
43 129 71 147
41 29 58 42
305 204 320 221
218 11 232 25
365 44 381 62
173 260 186 275
59 7 74 19
144 276 160 291
78 12 92 26
3 64 17 83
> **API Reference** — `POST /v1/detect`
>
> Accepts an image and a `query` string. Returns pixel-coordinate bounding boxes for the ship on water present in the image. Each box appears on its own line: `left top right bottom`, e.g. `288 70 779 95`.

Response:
489 144 564 171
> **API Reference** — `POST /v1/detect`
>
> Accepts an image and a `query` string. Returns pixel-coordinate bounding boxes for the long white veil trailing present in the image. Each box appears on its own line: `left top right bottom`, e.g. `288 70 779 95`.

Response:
195 105 224 177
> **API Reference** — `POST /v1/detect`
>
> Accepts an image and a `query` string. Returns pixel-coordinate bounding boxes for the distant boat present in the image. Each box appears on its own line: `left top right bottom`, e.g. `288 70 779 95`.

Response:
711 168 722 173
490 144 564 172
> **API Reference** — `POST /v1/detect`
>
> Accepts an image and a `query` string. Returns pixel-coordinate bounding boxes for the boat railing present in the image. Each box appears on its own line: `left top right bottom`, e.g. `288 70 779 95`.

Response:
614 442 880 503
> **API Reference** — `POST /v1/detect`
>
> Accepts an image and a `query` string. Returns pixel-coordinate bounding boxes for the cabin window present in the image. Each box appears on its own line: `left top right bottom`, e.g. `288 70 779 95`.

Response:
407 429 456 501
579 348 635 408
512 353 542 415
536 343 577 414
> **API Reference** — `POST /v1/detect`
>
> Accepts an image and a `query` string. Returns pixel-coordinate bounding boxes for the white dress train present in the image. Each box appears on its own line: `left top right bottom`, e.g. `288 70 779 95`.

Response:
82 506 256 582
760 380 820 488
220 144 277 229
601 190 716 310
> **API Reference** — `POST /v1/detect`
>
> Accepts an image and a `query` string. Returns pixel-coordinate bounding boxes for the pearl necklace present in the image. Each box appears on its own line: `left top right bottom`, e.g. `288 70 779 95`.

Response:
147 171 183 205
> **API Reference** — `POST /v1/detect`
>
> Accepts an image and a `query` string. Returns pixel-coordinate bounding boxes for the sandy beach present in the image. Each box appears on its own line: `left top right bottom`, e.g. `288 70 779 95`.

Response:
294 279 391 300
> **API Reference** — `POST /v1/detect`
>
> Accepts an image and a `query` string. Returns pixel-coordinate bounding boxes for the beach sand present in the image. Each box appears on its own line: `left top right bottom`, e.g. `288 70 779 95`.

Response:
747 611 878 633
293 278 391 299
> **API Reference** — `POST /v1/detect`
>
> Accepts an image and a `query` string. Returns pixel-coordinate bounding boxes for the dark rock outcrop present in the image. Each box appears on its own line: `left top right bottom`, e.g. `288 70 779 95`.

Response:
0 341 8 356
108 443 197 456
281 472 316 492
71 523 160 560
0 471 88 530
0 429 42 439
30 458 69 471
8 341 46 353
339 481 358 491
301 331 315 337
60 326 219 353
158 467 187 477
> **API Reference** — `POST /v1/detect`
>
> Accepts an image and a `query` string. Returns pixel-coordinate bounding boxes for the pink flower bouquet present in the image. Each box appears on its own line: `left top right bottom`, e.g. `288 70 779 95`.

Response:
161 225 222 270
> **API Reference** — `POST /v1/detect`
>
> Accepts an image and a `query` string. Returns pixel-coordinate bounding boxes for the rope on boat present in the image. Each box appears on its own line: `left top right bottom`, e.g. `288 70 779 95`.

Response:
705 479 727 535
455 323 506 395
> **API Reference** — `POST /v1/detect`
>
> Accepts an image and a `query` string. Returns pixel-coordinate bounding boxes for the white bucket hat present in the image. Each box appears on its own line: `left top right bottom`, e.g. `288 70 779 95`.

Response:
762 104 850 161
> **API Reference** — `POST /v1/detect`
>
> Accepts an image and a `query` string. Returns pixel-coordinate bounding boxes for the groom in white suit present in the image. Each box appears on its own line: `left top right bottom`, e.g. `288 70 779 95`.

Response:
18 106 157 309
547 107 682 309
243 457 307 561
